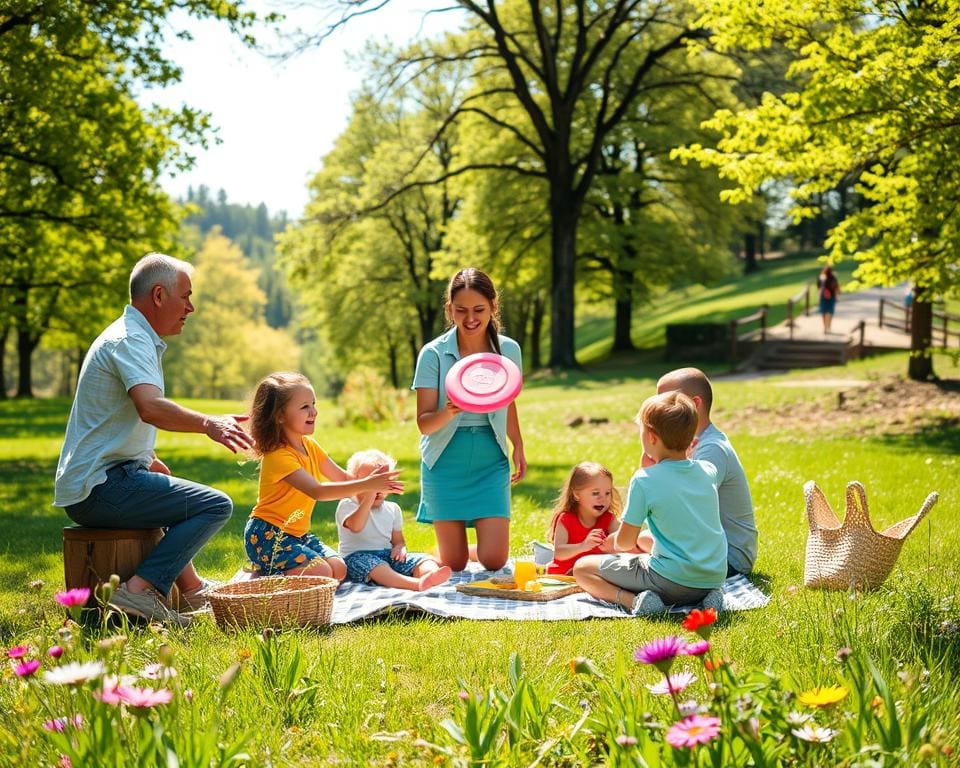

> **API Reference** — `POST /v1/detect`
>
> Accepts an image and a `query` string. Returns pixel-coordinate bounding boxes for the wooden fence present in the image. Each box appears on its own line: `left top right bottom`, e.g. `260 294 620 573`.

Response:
878 299 960 348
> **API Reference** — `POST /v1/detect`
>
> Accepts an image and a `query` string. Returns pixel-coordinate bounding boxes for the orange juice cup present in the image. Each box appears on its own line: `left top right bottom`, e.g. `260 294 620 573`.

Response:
514 559 537 589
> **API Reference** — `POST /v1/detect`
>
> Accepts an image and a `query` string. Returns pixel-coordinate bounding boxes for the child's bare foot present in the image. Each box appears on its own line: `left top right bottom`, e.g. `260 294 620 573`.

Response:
418 566 452 591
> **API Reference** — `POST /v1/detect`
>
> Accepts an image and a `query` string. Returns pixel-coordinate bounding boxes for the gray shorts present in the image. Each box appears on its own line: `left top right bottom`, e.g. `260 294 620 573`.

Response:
598 554 710 606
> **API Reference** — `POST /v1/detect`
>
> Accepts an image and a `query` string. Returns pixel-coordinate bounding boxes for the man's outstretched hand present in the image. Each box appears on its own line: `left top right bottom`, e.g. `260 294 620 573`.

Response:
205 415 255 453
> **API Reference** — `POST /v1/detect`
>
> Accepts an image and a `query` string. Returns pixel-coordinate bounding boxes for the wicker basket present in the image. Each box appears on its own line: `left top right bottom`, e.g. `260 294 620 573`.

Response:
803 480 938 591
207 575 337 630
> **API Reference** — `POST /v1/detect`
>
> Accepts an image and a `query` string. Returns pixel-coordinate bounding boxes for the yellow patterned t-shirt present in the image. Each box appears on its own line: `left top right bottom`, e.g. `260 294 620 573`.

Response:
250 436 330 538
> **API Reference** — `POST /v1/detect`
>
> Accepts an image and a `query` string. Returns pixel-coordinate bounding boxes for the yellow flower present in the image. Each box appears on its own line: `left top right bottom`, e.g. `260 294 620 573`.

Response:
237 648 252 661
798 684 848 708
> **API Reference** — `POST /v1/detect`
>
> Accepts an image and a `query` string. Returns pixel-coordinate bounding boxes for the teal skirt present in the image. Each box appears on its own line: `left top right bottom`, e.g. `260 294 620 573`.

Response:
417 426 510 526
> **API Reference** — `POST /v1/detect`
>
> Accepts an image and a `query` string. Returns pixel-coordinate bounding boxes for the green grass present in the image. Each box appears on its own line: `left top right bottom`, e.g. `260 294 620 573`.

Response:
1 348 959 763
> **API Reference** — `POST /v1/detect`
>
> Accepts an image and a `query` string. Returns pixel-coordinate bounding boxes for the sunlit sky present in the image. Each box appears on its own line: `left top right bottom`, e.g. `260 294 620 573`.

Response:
149 1 461 218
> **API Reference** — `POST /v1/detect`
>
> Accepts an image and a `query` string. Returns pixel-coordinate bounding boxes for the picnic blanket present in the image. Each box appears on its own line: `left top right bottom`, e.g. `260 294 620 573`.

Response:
329 564 769 624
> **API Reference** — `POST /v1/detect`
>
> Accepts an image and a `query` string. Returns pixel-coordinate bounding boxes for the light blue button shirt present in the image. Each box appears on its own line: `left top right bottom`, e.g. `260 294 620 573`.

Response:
411 327 522 470
695 424 758 574
54 306 166 507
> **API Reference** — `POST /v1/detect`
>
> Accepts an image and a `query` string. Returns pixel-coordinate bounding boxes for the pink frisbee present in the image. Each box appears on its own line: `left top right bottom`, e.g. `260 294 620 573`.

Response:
445 353 523 413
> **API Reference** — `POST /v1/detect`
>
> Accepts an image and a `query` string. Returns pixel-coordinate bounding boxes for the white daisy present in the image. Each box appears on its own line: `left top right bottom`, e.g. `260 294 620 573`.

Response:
43 661 105 686
791 724 837 743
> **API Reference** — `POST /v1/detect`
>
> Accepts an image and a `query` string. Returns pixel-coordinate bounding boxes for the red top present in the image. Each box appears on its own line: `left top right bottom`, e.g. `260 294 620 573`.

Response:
548 510 616 574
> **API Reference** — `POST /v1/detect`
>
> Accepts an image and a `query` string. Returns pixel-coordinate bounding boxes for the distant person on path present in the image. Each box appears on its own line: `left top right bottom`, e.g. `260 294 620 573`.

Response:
573 392 726 614
656 366 758 576
245 373 402 580
413 267 526 572
336 449 451 591
817 265 841 333
54 253 255 626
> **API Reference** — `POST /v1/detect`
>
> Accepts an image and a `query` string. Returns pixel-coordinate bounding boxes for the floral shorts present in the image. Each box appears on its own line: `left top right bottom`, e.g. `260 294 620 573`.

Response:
344 549 433 584
244 517 339 576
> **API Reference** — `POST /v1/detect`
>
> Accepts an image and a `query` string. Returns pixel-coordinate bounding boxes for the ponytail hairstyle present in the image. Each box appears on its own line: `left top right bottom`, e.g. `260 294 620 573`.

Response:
546 461 621 542
445 267 502 355
248 372 312 455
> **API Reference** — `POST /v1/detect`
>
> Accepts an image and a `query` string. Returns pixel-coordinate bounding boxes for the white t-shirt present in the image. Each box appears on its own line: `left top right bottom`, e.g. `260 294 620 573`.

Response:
335 498 403 557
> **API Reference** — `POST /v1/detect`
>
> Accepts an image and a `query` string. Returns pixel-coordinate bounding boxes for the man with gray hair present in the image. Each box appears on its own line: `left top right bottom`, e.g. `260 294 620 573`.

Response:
54 252 254 625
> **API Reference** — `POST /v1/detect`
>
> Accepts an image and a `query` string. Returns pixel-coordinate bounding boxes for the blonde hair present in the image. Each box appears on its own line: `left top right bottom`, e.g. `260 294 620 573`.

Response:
636 391 698 452
547 461 621 542
346 449 396 475
248 372 312 455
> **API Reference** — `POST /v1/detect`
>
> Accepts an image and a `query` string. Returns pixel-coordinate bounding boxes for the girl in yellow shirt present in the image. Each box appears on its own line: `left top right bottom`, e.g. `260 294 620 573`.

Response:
244 372 403 580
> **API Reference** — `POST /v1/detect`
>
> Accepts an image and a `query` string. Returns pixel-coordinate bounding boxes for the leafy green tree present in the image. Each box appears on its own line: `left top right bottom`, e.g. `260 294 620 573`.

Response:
0 1 260 396
281 51 467 386
313 0 716 368
165 230 299 399
679 0 960 379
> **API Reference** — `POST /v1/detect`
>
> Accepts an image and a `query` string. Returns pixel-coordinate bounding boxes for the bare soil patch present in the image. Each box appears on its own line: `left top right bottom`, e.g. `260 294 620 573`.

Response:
723 375 960 436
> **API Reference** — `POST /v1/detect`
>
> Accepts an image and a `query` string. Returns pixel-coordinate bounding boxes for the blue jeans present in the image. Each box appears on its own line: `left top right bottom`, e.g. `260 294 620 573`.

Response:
65 461 233 597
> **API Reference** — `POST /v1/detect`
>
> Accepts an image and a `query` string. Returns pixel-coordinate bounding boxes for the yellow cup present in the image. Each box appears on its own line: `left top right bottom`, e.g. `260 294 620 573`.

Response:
514 559 537 589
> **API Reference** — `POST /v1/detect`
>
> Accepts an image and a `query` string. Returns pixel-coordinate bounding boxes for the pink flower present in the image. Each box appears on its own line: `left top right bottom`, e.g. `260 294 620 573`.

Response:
54 588 90 608
647 671 697 695
118 686 174 709
685 640 711 656
634 636 687 673
665 715 722 748
7 646 29 659
48 646 64 659
615 734 638 746
14 659 40 677
42 716 80 732
59 756 72 768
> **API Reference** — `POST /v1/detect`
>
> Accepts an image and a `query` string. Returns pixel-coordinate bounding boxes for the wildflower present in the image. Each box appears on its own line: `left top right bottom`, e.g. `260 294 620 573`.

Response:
458 690 470 701
634 636 687 674
704 658 729 672
141 663 177 681
665 715 721 748
834 646 853 662
569 656 602 677
647 671 697 696
43 661 105 686
238 648 252 661
786 711 813 727
117 686 174 709
678 699 706 717
59 756 72 768
798 685 848 708
7 645 29 659
184 689 194 702
739 717 761 740
791 724 838 743
54 588 90 607
48 646 63 659
433 756 446 765
615 734 638 746
14 659 40 677
870 695 884 709
684 640 710 656
681 608 717 638
42 716 82 733
917 744 936 760
30 579 45 590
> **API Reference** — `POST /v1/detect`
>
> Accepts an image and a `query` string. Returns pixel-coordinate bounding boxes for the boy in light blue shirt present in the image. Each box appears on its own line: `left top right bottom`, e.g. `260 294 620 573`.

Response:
573 391 726 615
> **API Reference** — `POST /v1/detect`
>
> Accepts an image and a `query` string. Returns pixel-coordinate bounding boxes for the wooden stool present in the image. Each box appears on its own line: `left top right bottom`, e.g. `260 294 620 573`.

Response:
62 527 180 609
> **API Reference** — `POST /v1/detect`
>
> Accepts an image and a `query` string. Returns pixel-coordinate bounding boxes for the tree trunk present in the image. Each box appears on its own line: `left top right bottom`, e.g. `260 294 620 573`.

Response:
530 294 545 370
16 325 37 397
0 324 8 399
612 267 636 352
908 291 934 381
743 231 758 274
388 343 399 389
548 187 578 369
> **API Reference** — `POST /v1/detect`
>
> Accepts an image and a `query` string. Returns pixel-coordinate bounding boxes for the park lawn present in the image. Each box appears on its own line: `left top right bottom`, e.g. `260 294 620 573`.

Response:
0 349 958 763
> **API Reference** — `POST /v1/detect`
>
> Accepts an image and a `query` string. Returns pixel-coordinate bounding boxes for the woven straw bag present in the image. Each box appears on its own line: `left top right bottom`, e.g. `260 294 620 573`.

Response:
207 575 337 630
803 480 938 590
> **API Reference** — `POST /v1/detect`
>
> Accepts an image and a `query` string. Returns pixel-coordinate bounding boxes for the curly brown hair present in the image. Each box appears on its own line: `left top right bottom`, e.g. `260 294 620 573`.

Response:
248 372 312 455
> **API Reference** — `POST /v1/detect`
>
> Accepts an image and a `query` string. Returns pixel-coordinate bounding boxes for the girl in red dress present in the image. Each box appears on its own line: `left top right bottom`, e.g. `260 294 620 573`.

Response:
546 462 627 575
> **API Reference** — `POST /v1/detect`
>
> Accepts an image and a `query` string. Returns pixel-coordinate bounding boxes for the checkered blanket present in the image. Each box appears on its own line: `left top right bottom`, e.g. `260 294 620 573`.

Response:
329 564 769 624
